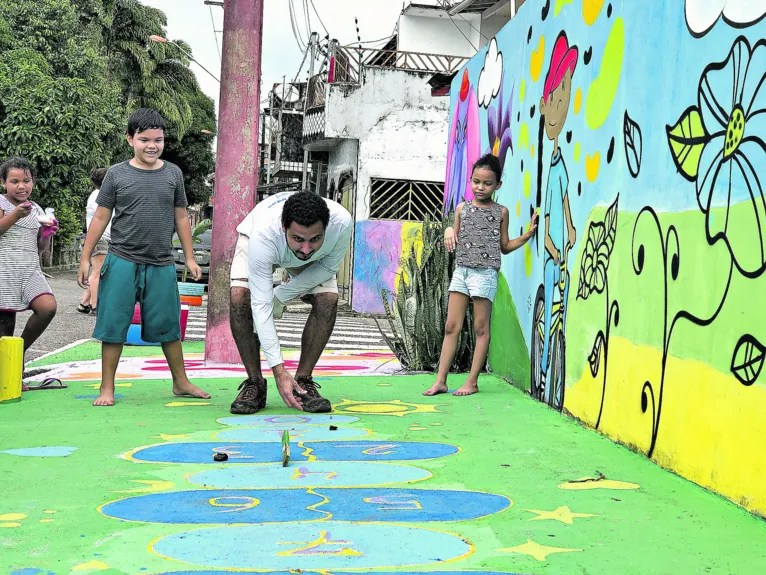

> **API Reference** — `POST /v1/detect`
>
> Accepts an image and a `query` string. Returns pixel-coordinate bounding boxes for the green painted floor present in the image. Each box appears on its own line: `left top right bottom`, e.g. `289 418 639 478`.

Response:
3 344 766 575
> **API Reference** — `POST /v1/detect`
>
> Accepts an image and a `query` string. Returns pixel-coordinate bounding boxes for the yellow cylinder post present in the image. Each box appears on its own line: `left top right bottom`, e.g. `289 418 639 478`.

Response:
0 336 24 403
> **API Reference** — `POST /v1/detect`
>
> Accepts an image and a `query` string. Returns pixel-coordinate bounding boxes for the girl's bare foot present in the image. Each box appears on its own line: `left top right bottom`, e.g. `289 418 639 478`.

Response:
423 381 448 396
93 385 115 406
173 380 211 399
453 381 479 396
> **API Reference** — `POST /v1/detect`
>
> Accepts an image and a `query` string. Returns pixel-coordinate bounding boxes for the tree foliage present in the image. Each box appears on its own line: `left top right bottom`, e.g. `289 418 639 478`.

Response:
0 0 216 244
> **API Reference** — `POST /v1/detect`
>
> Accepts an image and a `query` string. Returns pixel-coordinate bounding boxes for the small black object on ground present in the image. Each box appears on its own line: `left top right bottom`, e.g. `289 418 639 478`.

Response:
329 425 338 431
213 453 229 462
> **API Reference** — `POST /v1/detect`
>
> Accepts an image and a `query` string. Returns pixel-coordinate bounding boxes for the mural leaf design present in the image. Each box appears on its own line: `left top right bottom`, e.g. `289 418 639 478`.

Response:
577 197 618 300
603 195 618 254
623 111 643 178
588 332 605 377
578 222 608 299
666 106 709 181
730 334 766 386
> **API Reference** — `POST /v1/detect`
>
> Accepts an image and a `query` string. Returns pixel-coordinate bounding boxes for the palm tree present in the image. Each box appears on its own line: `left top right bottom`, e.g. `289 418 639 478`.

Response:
102 0 198 137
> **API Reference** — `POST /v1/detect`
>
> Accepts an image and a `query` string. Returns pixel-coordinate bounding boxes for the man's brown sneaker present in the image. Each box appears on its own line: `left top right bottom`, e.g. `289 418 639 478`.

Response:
294 376 331 413
230 378 267 414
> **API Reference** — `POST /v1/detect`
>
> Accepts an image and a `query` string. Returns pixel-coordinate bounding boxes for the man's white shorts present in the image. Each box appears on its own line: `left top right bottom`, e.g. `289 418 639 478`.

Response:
230 233 338 295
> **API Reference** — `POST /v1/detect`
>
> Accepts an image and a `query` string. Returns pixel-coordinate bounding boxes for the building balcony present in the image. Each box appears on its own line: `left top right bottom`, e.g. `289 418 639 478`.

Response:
302 43 469 148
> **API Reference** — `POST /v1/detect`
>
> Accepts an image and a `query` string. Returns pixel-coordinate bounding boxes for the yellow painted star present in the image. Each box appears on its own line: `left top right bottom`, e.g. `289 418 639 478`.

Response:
498 539 582 562
86 382 132 389
150 433 190 441
113 480 175 494
525 506 596 525
165 401 211 407
558 477 640 490
332 399 445 417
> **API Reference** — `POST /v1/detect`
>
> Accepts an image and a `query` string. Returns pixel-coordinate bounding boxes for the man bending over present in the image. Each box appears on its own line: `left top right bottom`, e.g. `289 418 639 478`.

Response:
229 191 352 414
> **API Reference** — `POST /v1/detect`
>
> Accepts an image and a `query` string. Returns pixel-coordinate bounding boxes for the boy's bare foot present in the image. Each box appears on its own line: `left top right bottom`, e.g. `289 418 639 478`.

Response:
93 388 115 407
173 380 211 399
423 382 448 396
453 381 479 396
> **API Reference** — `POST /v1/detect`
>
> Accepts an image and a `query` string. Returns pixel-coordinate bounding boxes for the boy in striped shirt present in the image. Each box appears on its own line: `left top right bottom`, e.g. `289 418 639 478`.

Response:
78 108 210 407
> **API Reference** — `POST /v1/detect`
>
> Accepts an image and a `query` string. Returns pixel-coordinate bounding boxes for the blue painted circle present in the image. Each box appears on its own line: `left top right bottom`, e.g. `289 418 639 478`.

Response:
189 461 431 489
129 440 459 464
152 521 473 570
215 426 369 442
218 414 360 426
1 446 78 457
101 487 511 524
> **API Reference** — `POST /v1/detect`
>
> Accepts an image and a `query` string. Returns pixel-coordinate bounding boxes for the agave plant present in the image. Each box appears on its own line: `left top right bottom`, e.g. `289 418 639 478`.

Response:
377 215 475 372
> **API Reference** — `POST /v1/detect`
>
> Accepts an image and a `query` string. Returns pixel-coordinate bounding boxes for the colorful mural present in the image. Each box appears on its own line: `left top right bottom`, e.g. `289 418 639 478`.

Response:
449 0 766 516
444 69 481 213
352 220 423 314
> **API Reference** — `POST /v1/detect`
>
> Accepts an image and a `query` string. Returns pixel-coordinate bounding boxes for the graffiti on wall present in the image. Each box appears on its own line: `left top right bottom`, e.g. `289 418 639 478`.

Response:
352 220 423 314
448 0 766 515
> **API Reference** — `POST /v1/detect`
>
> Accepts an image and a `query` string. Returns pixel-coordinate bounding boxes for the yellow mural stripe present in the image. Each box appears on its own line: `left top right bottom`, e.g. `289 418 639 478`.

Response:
530 35 545 82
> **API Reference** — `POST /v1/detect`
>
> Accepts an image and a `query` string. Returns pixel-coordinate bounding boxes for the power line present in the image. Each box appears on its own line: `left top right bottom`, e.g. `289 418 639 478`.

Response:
208 4 221 63
303 0 313 40
308 0 329 36
288 0 307 52
437 0 486 35
290 39 312 89
436 0 478 51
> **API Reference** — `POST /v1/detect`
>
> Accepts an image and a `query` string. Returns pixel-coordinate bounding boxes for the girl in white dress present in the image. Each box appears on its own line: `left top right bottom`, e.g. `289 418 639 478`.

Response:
0 157 60 389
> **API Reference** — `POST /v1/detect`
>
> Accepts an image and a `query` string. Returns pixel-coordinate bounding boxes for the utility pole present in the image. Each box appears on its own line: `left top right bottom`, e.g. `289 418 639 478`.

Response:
302 32 318 190
205 0 264 365
265 88 274 184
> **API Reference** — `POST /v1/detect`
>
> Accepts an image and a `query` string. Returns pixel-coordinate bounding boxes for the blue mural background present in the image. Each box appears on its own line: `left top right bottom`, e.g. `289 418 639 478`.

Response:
445 0 766 515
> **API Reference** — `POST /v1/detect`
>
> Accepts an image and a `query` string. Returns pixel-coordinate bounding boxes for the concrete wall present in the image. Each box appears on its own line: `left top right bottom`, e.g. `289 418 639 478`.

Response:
326 66 449 314
327 139 358 193
481 13 510 40
447 0 766 517
398 12 482 57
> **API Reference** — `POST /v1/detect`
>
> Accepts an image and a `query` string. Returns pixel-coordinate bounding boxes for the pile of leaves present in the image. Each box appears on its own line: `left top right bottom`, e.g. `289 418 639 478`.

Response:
377 215 475 372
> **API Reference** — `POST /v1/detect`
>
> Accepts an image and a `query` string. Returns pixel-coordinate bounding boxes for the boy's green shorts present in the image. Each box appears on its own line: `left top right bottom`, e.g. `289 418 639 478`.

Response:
93 254 181 344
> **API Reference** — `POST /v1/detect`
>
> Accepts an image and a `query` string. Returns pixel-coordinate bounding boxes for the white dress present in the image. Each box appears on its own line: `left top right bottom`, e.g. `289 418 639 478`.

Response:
0 195 52 311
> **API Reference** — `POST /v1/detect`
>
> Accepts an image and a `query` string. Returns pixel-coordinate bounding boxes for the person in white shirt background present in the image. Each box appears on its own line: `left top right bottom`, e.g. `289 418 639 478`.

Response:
77 168 113 315
229 191 352 414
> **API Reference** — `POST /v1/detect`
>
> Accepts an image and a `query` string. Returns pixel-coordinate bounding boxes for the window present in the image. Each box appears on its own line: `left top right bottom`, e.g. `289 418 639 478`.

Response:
369 179 444 222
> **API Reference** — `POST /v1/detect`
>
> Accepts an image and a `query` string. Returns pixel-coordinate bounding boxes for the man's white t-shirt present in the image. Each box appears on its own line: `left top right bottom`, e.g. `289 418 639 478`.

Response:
86 189 112 241
236 192 353 368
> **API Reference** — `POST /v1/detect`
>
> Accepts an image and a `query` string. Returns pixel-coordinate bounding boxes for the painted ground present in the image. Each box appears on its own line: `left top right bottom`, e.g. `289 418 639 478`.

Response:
3 344 766 575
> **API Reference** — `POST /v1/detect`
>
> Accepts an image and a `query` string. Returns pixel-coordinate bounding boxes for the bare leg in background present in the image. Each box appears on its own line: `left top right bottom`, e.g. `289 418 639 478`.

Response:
423 292 470 396
453 297 491 396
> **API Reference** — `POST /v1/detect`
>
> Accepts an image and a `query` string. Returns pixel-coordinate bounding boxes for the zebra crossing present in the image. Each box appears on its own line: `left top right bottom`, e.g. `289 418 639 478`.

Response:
184 299 393 350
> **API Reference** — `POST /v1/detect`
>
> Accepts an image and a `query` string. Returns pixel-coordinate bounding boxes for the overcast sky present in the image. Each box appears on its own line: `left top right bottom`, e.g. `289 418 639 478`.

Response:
141 0 444 118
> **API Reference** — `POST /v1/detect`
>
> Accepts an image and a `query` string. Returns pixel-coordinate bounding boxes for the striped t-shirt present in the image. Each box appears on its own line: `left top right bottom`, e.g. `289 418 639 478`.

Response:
97 161 187 266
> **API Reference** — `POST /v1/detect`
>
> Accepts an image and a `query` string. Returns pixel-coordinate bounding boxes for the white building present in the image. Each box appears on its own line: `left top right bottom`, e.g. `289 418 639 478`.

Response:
302 0 521 311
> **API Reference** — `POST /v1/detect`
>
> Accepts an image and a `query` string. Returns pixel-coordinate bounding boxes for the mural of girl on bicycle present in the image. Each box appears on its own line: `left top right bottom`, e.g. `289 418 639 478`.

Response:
531 31 579 411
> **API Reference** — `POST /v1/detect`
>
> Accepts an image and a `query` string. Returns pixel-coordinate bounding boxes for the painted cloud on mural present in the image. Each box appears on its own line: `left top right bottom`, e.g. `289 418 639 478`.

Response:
685 0 766 37
478 38 503 108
